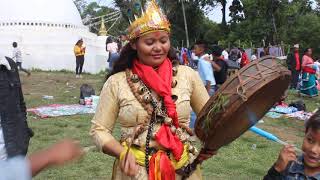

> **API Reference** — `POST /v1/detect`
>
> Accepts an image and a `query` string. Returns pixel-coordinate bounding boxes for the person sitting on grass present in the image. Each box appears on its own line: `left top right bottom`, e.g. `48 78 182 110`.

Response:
264 109 320 179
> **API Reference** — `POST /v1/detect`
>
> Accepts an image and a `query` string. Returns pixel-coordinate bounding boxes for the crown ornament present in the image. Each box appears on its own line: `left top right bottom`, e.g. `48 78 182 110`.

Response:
127 0 170 40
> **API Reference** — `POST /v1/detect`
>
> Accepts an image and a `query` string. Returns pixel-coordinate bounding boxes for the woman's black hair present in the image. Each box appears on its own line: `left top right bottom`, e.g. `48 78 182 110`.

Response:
75 39 83 46
106 41 178 80
304 48 311 54
106 43 136 80
106 36 113 44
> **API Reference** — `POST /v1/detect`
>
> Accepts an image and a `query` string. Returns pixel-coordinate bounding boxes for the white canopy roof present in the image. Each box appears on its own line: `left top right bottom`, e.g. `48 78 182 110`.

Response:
0 0 83 26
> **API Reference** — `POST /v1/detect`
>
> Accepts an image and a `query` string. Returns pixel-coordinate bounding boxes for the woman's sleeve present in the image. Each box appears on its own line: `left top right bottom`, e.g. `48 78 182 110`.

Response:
301 55 309 68
90 76 120 150
189 68 210 115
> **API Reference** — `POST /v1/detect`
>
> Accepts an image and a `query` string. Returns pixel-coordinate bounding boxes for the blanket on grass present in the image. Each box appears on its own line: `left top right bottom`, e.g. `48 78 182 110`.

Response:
27 104 95 118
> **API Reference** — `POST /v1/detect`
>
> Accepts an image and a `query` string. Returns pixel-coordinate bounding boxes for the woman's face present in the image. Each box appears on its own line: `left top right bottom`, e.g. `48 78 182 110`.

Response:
306 48 313 56
131 31 170 67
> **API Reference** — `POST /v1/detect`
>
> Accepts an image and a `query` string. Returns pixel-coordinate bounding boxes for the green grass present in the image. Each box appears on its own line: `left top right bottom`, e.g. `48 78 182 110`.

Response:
20 71 320 180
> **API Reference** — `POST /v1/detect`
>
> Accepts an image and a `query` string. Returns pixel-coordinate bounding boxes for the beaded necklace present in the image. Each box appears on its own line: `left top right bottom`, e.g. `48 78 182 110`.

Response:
125 64 195 173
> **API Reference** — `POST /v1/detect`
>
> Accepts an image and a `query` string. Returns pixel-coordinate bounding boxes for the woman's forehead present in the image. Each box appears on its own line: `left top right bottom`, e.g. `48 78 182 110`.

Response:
140 31 169 39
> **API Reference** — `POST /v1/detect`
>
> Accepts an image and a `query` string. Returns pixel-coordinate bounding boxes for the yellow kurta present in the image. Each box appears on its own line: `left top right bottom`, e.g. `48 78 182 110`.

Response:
90 65 209 179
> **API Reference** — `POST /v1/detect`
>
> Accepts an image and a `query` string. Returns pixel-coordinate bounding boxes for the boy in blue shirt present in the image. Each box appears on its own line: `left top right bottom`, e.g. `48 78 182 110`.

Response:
193 40 216 96
264 110 320 179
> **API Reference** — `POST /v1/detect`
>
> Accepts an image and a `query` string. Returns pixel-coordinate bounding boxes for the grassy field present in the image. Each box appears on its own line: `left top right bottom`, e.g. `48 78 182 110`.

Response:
20 71 319 180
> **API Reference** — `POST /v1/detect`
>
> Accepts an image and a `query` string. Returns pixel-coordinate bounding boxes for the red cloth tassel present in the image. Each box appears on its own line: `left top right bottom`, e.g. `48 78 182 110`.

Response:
149 151 176 180
155 125 183 161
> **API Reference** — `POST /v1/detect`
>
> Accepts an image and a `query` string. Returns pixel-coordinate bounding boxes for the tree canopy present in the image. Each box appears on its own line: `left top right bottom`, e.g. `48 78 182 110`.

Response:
74 0 320 55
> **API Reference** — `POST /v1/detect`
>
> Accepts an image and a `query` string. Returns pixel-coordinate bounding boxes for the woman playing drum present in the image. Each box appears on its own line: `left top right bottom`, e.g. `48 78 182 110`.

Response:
90 1 213 179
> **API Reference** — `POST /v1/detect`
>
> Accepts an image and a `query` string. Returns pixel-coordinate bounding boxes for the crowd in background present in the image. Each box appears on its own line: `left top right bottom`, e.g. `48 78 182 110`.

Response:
104 35 320 99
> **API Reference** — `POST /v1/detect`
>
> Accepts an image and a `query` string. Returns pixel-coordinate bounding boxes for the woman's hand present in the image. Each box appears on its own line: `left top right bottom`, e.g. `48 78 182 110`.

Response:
274 145 297 173
120 151 139 177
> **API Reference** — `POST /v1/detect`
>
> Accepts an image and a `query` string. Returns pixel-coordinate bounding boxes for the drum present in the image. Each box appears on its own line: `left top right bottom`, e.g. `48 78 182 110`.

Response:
195 56 291 151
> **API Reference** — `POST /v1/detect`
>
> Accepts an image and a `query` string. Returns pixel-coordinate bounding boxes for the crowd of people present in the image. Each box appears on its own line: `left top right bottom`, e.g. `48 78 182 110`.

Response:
1 0 320 179
175 42 319 99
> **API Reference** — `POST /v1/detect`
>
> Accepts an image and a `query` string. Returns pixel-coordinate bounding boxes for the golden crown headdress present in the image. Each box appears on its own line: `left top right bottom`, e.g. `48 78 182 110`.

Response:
127 0 171 40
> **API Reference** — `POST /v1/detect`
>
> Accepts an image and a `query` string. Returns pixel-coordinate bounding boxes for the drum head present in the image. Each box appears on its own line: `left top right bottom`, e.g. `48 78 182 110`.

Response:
195 56 291 151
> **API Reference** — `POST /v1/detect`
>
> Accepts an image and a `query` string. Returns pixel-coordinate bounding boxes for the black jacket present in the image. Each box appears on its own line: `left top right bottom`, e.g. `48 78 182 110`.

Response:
286 52 302 71
0 57 33 158
214 59 228 85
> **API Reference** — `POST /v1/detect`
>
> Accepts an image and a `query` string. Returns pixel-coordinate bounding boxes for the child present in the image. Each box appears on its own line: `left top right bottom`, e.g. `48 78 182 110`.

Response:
194 40 216 96
264 110 320 179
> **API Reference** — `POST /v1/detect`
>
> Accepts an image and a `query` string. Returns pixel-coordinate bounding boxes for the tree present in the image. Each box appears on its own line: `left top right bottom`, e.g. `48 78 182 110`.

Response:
229 0 244 24
218 0 227 26
113 0 220 47
73 0 87 17
197 0 227 26
224 0 319 57
76 2 127 36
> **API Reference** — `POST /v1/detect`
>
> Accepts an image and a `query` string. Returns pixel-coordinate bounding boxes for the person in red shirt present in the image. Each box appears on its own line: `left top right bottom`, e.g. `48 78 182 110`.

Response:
240 48 249 68
286 44 301 89
182 48 189 65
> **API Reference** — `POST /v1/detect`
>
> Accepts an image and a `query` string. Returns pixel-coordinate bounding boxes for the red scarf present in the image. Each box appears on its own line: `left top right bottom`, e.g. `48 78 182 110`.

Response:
132 58 179 127
132 58 183 180
294 51 300 71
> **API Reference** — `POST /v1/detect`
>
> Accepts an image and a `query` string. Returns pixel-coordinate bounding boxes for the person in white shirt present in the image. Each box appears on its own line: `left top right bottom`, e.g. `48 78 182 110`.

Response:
251 48 258 61
106 37 120 71
107 41 118 54
222 49 229 60
12 42 31 76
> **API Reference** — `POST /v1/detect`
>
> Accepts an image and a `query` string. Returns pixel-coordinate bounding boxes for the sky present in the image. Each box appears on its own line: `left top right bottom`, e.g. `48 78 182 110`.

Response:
86 0 232 23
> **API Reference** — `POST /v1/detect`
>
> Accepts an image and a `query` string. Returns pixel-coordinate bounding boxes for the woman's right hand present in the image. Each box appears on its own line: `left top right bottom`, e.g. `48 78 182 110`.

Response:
274 145 297 173
120 151 139 177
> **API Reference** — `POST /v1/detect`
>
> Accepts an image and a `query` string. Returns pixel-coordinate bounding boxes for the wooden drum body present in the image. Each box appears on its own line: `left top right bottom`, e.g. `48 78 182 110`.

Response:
195 56 291 151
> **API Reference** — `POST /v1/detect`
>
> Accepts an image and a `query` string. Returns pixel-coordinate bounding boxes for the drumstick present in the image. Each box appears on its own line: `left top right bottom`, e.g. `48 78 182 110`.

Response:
123 117 139 169
249 126 303 154
246 108 303 153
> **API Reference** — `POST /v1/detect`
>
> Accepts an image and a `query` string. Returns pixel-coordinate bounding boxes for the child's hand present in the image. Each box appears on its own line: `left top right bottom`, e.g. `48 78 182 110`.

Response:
47 139 83 166
274 145 297 172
